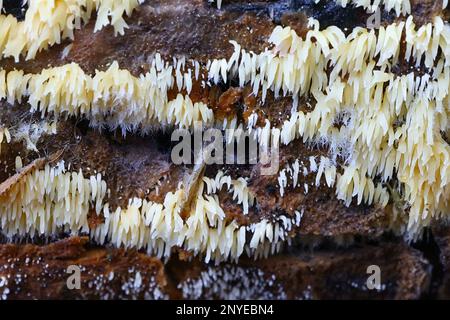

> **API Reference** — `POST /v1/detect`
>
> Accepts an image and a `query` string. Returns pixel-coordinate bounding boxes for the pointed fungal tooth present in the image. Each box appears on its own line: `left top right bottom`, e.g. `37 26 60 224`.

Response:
15 156 23 171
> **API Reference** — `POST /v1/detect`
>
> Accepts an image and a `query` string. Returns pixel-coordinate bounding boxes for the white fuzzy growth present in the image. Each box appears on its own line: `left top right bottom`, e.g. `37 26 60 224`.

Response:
9 120 57 152
309 156 318 173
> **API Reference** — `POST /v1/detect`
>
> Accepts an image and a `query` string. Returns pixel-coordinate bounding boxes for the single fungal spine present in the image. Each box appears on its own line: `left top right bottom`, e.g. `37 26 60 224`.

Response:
0 126 11 155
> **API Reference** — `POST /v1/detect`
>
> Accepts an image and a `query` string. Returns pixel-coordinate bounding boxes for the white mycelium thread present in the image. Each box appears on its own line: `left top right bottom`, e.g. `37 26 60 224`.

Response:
0 0 144 62
0 61 214 131
0 120 56 163
0 162 303 262
0 127 11 155
11 120 57 152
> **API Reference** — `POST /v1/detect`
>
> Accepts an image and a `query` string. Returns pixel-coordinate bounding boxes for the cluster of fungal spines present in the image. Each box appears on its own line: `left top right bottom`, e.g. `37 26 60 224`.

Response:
0 162 304 262
1 0 450 264
0 0 144 62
